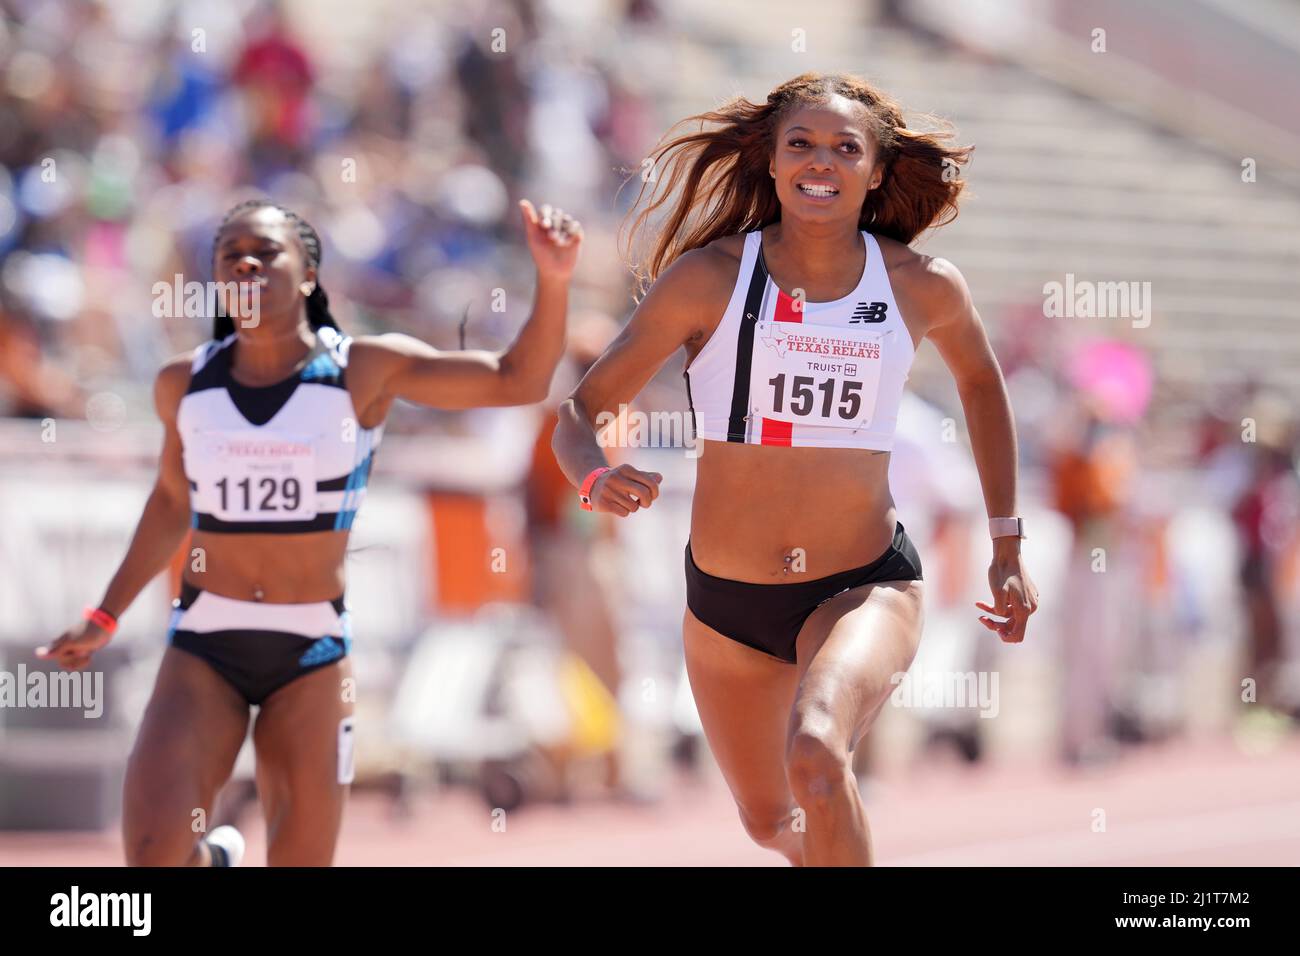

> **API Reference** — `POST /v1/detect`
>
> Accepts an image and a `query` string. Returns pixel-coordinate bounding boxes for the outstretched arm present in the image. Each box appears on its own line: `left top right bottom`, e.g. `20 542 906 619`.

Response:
37 356 195 668
552 247 727 516
352 200 581 410
921 256 1039 643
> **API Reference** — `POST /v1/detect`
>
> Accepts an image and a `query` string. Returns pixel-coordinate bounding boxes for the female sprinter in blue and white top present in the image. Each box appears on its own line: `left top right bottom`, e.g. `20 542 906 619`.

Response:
40 197 582 865
553 73 1038 866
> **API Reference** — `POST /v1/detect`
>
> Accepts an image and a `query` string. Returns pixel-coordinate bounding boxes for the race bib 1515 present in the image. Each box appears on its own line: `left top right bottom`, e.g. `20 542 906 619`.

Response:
751 321 886 428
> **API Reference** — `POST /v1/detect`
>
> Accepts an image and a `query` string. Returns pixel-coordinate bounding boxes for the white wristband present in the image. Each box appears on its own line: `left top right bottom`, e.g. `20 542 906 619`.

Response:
990 517 1025 539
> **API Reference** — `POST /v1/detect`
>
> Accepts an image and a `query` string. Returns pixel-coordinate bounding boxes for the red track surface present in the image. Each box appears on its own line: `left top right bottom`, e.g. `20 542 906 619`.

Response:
3 735 1298 866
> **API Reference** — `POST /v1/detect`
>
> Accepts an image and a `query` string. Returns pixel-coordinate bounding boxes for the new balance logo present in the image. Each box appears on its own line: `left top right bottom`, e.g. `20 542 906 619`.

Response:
849 302 888 323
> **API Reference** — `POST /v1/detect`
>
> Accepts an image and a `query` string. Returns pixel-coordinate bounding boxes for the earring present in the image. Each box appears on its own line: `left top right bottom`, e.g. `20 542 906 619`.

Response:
300 283 315 296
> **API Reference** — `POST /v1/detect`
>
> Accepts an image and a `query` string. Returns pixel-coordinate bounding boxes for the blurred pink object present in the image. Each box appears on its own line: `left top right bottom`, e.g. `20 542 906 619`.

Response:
1069 340 1153 424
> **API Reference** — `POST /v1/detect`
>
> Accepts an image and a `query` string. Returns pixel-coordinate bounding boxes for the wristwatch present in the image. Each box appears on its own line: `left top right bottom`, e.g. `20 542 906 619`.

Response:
989 517 1026 540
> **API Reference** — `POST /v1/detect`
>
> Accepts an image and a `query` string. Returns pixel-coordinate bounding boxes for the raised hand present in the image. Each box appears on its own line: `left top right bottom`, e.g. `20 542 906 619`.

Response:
519 200 583 281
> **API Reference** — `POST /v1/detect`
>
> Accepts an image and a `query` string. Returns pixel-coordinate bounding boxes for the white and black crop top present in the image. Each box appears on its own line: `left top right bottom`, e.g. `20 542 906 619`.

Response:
177 325 383 534
684 230 916 450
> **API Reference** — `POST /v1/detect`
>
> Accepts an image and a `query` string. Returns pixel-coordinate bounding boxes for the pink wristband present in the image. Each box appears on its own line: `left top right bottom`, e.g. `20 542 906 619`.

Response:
578 467 611 511
83 606 118 635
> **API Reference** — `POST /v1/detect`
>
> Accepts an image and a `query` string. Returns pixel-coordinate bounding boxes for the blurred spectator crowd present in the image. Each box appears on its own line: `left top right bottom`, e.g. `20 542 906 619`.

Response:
0 0 671 434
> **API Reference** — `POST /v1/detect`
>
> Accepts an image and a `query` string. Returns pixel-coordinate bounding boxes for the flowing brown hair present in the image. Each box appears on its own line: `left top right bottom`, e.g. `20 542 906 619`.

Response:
621 72 973 295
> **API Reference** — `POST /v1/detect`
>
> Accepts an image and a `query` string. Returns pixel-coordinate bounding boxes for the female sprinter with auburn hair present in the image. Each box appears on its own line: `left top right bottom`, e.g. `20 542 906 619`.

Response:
554 73 1039 866
38 197 582 865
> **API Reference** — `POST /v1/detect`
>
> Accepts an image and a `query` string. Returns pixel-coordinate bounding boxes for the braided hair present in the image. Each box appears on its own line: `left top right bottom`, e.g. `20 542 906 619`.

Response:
211 199 339 340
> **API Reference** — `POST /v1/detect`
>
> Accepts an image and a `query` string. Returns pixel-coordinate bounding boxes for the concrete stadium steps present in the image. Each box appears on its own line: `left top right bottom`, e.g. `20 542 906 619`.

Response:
661 0 875 50
947 218 1299 261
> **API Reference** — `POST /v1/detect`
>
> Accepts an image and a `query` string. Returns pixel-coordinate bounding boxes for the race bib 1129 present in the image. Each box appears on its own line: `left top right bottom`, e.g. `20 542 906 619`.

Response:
196 430 317 522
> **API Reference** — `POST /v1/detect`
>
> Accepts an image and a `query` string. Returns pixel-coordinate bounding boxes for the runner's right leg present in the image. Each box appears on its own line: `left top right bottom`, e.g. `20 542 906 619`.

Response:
682 608 803 865
123 646 250 865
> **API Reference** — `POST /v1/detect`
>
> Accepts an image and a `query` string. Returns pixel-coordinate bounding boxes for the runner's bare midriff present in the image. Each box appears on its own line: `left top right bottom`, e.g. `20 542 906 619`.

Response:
688 440 899 583
183 530 350 603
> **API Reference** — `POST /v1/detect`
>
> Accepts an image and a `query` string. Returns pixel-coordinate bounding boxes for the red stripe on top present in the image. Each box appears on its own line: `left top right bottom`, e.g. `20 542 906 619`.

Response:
760 417 793 446
762 287 799 445
759 282 800 442
774 289 804 324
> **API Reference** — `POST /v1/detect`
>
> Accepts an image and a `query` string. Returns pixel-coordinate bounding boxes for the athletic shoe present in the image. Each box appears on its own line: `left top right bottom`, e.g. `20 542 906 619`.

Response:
205 825 246 867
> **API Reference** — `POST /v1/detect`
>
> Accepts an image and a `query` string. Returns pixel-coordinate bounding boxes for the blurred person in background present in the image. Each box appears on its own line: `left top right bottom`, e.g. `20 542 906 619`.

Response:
454 2 536 188
885 391 988 767
0 308 84 417
554 73 1039 866
36 196 582 865
1046 392 1140 766
526 311 626 797
231 1 315 179
1229 401 1300 726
